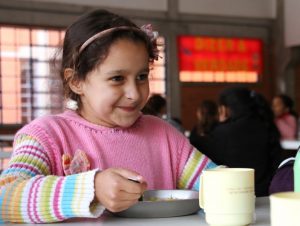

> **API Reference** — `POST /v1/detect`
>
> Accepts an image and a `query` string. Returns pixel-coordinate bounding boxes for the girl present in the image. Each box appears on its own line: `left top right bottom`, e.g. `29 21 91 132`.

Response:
0 9 217 223
272 94 298 140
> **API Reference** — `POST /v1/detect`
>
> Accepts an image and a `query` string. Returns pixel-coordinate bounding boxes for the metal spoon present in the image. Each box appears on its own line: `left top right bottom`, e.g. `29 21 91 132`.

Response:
128 178 143 201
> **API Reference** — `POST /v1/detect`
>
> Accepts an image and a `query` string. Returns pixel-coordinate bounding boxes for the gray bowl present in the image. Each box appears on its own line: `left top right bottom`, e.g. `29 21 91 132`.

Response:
114 190 199 218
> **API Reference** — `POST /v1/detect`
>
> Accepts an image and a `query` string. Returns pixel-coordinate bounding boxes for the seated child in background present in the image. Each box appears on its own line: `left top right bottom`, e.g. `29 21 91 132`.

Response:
142 93 185 133
272 94 298 140
189 99 219 151
0 9 217 223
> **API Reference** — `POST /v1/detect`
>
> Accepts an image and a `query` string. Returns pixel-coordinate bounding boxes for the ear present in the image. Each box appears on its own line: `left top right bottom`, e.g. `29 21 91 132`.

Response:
64 68 83 95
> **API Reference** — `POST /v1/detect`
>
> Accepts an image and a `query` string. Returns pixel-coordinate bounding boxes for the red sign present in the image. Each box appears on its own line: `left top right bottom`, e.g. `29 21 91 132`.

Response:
178 36 263 74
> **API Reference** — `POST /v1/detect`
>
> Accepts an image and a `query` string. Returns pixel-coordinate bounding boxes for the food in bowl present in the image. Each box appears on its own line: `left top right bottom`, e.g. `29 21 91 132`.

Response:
146 196 178 201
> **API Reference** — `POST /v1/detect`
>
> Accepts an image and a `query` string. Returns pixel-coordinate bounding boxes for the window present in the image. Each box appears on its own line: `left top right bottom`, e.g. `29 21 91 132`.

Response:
0 26 166 124
0 26 65 124
149 36 166 94
178 36 263 83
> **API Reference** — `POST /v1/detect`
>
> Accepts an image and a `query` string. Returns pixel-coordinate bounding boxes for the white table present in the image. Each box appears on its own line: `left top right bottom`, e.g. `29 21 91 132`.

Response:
0 135 14 142
0 134 14 168
4 197 270 226
280 140 300 150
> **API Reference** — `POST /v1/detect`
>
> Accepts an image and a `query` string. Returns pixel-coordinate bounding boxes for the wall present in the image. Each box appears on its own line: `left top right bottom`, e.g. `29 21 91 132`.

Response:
0 0 280 131
284 0 300 47
29 0 276 19
179 0 276 19
30 0 168 11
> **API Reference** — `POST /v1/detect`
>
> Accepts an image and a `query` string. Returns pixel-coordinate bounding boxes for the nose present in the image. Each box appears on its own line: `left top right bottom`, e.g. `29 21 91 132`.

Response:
125 82 140 101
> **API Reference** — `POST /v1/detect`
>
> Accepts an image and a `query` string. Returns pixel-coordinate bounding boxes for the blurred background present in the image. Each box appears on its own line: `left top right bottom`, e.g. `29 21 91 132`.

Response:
0 0 298 132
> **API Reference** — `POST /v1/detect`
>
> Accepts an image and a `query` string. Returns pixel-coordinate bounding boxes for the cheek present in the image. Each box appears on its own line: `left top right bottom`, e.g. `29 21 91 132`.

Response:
141 85 150 104
93 90 118 109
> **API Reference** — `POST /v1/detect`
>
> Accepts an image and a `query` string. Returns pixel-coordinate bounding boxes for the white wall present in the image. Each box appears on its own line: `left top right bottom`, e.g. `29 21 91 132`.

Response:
179 0 276 19
30 0 276 19
284 0 300 47
29 0 168 11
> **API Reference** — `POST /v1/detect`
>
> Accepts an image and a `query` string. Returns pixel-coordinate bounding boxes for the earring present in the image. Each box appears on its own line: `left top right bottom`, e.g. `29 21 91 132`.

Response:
65 98 78 110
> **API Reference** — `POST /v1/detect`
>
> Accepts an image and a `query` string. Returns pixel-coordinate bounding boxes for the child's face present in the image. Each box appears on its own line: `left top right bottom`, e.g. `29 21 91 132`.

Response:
272 97 288 117
77 39 150 128
196 108 202 121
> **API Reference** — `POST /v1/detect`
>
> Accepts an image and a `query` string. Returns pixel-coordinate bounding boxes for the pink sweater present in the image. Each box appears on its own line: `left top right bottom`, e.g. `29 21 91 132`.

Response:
275 113 297 140
0 110 216 223
19 110 192 189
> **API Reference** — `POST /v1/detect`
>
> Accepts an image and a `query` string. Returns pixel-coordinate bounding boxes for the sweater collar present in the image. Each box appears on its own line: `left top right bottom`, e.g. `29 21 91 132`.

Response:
61 109 142 132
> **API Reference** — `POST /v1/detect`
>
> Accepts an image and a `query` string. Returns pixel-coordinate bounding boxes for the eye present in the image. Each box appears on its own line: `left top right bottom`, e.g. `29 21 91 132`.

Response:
111 75 124 82
137 73 149 82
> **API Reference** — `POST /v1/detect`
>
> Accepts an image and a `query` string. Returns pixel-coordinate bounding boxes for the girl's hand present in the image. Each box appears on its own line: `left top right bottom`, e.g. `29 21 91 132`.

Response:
94 168 147 212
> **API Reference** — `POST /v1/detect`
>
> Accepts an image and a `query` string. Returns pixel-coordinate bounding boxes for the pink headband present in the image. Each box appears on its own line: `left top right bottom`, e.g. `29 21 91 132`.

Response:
78 24 159 58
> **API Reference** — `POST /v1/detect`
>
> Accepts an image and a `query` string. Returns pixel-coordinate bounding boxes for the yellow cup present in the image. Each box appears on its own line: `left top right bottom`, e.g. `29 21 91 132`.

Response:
270 192 300 226
199 168 255 226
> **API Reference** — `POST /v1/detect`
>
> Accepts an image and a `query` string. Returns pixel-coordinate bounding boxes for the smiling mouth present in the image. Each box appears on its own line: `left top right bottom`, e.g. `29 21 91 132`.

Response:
119 106 138 112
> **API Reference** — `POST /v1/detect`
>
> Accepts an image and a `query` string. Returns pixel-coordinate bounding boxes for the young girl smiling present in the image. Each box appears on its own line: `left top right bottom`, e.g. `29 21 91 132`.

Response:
0 9 217 223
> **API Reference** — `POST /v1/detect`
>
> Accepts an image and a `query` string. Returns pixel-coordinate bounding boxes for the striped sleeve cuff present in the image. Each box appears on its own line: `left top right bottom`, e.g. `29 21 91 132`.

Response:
58 169 105 219
0 169 105 223
177 148 217 190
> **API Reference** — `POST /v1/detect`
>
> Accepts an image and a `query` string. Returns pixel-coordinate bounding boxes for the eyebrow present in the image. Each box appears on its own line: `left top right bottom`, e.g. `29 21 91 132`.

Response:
106 68 150 75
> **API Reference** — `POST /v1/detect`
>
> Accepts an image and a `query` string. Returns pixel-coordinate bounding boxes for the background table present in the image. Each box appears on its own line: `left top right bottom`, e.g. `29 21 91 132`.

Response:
5 197 270 226
0 134 14 169
280 139 299 160
281 140 300 150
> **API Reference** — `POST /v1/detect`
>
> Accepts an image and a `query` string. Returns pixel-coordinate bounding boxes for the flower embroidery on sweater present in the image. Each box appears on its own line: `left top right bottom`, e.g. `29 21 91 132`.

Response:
62 149 90 175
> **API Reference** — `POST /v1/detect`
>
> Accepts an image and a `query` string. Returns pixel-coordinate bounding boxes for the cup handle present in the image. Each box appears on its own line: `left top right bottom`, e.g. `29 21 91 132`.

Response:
199 173 205 208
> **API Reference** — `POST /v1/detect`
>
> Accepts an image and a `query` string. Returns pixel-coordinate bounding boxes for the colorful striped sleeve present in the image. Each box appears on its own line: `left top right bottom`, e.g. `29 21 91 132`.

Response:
177 148 217 190
0 134 104 223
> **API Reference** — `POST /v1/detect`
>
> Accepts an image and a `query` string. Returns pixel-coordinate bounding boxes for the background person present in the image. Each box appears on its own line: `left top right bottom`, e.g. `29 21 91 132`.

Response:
199 86 282 196
272 94 298 140
142 93 185 133
189 99 219 151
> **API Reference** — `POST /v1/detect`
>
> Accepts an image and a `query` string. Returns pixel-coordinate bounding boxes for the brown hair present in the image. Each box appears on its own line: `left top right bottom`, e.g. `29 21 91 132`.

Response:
59 9 157 107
